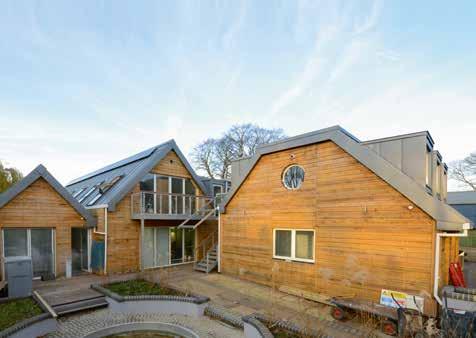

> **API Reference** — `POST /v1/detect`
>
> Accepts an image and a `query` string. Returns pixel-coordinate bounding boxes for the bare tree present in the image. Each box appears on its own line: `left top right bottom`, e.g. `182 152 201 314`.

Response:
449 152 476 191
0 161 23 193
191 124 286 180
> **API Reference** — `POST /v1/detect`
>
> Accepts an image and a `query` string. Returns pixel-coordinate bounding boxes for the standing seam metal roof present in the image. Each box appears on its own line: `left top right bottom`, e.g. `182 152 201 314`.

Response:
66 140 208 211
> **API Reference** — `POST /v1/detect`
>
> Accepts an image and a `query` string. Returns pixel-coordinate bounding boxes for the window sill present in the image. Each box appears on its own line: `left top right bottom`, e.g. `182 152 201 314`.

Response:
272 257 315 264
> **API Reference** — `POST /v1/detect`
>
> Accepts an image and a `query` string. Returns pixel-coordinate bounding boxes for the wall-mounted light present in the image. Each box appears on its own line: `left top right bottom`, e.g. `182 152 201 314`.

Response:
408 205 414 210
290 154 296 160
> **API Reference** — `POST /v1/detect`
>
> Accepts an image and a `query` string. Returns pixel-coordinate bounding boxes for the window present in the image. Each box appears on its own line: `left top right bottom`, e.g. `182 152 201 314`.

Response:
78 186 96 203
425 147 432 189
3 228 55 278
73 187 87 199
87 193 102 206
282 165 305 190
273 229 314 263
435 162 441 196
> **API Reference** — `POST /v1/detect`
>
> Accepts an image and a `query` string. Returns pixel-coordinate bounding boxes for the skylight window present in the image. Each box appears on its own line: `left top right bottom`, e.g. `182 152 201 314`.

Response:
73 187 87 199
87 193 103 206
78 186 96 203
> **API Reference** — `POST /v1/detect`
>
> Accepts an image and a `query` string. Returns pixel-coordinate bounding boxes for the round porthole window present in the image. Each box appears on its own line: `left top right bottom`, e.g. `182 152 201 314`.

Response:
282 165 305 190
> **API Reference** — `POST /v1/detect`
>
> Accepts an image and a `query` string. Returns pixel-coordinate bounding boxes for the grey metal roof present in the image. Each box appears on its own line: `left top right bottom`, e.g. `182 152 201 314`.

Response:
66 140 208 211
447 191 476 205
221 125 470 231
0 164 96 227
362 130 435 147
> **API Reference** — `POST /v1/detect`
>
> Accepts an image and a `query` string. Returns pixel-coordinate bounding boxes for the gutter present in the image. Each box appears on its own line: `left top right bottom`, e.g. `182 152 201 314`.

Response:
433 223 470 306
86 204 109 275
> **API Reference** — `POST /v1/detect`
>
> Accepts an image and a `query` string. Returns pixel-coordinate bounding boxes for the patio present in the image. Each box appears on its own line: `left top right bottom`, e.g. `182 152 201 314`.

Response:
33 265 379 337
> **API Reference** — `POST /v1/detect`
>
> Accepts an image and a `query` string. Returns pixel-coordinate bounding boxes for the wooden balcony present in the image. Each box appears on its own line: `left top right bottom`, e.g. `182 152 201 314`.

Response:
131 191 216 220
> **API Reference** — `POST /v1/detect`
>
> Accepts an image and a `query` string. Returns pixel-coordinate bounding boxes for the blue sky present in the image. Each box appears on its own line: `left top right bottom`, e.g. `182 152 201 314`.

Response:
0 1 475 189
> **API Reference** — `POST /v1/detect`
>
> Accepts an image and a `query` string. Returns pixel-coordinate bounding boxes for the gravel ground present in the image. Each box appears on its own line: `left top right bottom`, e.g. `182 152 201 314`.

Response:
46 309 244 338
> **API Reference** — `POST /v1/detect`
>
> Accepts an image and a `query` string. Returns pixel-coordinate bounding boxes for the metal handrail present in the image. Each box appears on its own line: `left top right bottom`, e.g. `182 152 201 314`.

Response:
131 191 214 216
194 229 218 272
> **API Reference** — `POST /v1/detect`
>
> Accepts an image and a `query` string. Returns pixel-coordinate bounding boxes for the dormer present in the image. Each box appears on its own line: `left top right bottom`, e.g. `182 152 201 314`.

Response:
362 131 438 195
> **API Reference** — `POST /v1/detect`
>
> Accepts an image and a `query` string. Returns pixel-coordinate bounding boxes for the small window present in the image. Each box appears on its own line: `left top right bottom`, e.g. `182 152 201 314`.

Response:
73 187 86 199
273 229 314 263
282 165 305 190
78 186 96 203
87 193 103 206
425 147 432 188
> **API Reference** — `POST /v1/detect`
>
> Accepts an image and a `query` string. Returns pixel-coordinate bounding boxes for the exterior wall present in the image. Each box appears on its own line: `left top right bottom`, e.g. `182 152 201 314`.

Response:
106 185 140 274
221 141 441 315
104 150 214 274
0 178 86 277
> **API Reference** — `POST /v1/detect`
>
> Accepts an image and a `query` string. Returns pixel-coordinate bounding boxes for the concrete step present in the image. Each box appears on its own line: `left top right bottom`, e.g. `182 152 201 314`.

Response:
53 296 108 316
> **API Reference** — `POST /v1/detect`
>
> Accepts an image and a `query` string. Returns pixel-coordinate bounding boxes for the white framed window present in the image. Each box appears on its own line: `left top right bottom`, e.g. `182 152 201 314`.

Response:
282 165 305 190
435 161 441 196
425 147 432 189
273 228 315 263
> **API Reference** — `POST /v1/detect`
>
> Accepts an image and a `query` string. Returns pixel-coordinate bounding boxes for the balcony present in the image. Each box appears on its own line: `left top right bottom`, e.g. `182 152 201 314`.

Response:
131 191 215 220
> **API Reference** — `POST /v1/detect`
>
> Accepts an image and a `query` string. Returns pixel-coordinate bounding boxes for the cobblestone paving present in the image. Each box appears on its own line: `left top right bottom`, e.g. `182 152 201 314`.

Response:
46 309 245 338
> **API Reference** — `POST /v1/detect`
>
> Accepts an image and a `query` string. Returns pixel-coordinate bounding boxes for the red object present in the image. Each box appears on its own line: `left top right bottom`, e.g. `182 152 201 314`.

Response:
449 262 467 287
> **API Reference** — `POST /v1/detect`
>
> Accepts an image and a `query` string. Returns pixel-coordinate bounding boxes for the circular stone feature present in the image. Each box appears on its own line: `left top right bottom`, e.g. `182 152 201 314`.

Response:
84 322 198 338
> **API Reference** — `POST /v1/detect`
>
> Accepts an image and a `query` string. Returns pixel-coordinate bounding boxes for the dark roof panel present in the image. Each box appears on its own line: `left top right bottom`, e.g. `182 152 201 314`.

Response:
66 140 208 211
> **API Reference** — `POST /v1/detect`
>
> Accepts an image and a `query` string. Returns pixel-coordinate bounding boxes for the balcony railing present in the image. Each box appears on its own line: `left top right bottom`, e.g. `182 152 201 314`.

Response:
131 191 214 217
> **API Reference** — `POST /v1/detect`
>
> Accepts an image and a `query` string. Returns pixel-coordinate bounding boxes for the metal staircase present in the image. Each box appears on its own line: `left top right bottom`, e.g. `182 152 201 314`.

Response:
195 244 218 273
177 198 216 230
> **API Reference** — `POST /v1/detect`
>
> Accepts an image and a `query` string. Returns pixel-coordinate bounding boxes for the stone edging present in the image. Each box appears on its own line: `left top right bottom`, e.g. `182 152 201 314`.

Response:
242 315 274 338
204 304 244 328
0 294 54 338
91 282 209 305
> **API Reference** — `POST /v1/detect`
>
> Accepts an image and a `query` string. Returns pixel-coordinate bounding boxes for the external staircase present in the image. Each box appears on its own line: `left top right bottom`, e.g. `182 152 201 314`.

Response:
194 244 218 273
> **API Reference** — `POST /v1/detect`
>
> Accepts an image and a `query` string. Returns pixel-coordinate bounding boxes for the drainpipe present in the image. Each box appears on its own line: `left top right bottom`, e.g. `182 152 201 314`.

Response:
86 204 108 275
433 223 470 306
217 206 221 273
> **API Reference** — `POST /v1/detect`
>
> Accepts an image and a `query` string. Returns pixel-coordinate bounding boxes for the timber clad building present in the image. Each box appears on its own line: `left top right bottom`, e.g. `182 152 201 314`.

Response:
0 125 471 317
221 126 470 316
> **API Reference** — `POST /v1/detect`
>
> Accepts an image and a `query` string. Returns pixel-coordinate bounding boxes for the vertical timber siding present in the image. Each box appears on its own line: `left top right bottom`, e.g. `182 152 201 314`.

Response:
104 150 212 273
221 141 444 315
0 178 86 277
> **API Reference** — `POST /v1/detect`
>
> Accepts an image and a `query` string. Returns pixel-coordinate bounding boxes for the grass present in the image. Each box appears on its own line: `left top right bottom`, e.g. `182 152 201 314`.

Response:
0 297 43 331
103 279 184 297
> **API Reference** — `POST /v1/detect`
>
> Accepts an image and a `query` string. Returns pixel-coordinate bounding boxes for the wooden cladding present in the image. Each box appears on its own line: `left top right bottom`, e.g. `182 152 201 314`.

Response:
221 141 446 316
0 178 86 276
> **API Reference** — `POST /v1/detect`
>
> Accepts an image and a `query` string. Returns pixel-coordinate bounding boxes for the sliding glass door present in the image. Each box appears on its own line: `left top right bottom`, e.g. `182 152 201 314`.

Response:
2 228 55 278
31 229 54 278
139 174 196 215
143 227 195 268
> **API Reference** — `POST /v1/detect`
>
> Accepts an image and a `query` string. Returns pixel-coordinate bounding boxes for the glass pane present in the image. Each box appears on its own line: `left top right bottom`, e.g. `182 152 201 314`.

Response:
81 230 88 270
184 229 195 262
185 180 196 214
31 229 54 278
140 174 155 214
171 178 183 214
213 185 222 197
275 230 291 257
283 166 305 189
156 227 170 266
143 227 155 268
3 229 28 257
295 231 314 260
156 176 169 214
170 228 183 264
